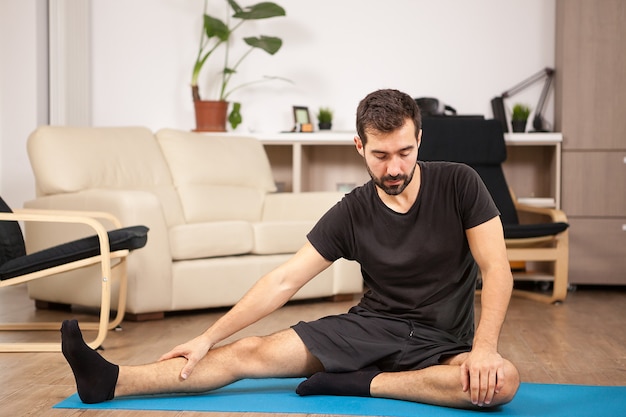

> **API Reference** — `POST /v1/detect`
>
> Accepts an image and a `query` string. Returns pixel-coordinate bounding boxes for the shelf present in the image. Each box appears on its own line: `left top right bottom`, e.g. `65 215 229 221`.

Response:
517 197 557 208
504 132 562 145
205 131 563 144
256 131 355 145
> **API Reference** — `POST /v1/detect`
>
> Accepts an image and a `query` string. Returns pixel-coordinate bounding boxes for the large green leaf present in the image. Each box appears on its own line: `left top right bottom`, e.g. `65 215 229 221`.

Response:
227 0 244 15
244 36 282 54
204 15 230 41
233 2 286 20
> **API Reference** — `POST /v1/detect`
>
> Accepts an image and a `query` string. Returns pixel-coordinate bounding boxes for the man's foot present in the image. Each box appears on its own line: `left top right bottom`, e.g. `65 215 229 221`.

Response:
296 367 381 397
61 319 119 404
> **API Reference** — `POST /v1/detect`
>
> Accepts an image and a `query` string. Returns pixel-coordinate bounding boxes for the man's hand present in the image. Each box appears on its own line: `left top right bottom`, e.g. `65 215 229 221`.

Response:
460 348 506 407
158 334 214 380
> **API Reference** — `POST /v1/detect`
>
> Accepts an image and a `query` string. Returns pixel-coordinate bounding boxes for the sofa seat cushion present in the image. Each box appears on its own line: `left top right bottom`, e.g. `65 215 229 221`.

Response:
252 221 314 255
169 221 253 260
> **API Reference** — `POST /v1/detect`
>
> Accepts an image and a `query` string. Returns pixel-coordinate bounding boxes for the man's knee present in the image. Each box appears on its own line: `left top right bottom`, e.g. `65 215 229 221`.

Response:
492 360 520 406
230 336 265 358
228 330 302 365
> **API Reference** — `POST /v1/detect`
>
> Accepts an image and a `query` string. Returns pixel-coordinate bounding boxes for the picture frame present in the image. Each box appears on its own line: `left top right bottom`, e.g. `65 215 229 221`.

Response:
292 106 313 132
293 106 311 125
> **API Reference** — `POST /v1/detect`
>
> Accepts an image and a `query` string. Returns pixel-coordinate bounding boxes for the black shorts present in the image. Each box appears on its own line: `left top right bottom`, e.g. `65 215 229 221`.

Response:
292 306 472 373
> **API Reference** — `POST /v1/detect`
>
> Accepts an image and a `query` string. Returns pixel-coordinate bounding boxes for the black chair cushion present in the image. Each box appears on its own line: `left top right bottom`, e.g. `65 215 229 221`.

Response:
503 222 569 239
0 197 27 266
0 225 148 280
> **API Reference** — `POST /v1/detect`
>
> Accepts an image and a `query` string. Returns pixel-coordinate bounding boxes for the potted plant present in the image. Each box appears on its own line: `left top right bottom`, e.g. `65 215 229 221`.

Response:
316 107 333 130
511 103 531 133
192 0 286 131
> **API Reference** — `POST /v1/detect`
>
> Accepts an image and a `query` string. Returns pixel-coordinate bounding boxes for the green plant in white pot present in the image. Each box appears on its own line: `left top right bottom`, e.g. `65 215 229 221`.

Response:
192 0 286 131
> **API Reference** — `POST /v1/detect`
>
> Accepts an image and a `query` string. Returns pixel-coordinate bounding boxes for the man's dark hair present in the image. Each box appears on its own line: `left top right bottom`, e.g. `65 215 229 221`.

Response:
356 89 422 145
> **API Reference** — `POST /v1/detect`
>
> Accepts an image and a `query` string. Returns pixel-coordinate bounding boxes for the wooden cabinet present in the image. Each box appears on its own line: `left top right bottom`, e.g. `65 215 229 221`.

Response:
568 218 626 285
562 151 626 217
555 0 626 285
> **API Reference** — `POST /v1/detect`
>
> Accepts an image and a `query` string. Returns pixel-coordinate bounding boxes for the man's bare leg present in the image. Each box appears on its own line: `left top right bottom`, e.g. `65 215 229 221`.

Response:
61 319 322 403
297 353 520 410
370 353 520 409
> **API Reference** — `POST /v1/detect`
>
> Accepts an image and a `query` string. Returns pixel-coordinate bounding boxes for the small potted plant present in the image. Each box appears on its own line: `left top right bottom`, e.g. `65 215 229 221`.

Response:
191 0 286 131
316 107 333 130
511 103 531 133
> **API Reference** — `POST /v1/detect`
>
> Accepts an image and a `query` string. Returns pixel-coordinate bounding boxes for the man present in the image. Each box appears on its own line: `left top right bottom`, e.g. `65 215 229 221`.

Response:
62 89 520 409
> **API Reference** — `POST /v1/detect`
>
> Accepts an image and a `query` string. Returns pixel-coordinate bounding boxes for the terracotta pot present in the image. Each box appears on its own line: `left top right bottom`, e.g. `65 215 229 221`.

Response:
193 100 228 132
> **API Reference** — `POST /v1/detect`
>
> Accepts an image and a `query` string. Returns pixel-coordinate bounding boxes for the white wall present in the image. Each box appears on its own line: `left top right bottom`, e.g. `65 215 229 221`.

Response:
0 0 48 208
0 0 555 208
90 0 555 133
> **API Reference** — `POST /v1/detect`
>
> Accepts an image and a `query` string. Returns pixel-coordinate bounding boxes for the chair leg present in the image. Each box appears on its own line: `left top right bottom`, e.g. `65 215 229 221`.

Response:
551 233 569 303
508 234 569 304
70 258 128 350
513 258 568 304
0 256 128 352
520 230 569 304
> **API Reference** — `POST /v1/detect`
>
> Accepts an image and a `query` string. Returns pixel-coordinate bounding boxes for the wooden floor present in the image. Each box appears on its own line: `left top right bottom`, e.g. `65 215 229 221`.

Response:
1 283 625 416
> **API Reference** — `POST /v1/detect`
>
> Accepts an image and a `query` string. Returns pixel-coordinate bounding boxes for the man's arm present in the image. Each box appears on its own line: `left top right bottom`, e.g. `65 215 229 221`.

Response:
463 216 513 406
159 241 332 379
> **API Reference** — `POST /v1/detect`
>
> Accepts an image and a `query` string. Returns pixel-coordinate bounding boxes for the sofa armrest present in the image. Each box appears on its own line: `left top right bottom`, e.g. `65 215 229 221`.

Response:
262 191 345 222
24 189 173 314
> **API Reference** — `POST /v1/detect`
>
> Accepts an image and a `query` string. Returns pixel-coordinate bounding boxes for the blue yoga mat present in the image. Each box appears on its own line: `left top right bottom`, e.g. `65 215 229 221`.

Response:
55 378 626 417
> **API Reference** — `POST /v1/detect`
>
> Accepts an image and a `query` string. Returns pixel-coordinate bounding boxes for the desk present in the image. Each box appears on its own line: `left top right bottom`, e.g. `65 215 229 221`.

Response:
257 132 563 208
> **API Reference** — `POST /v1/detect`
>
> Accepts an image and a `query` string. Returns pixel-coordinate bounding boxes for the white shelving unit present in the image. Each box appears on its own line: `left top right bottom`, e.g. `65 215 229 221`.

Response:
257 132 358 193
202 131 562 207
256 132 562 208
503 132 562 209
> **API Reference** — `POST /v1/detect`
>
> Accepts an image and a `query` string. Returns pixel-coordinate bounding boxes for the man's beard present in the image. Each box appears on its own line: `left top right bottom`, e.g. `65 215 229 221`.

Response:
366 162 417 196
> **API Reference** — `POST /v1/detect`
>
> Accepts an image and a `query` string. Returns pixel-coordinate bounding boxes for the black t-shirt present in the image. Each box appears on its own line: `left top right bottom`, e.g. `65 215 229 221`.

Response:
307 161 500 342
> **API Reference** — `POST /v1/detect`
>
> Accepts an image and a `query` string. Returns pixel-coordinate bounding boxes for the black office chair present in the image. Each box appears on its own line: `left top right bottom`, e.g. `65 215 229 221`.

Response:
0 196 148 351
419 118 569 303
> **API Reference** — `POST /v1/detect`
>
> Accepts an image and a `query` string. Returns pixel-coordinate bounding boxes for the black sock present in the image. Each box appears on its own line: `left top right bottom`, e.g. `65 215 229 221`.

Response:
61 319 119 404
296 367 382 397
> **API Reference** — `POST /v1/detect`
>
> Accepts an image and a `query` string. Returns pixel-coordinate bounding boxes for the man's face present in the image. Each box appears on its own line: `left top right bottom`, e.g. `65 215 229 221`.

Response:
356 120 421 196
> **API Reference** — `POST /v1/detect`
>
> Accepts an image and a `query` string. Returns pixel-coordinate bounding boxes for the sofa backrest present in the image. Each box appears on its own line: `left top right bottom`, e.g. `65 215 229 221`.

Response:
28 126 174 194
156 129 277 223
27 126 186 227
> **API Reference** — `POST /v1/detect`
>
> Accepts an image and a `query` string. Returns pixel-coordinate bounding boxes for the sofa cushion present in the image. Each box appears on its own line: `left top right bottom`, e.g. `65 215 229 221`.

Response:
251 221 315 255
156 129 277 223
169 221 253 260
27 126 174 195
176 185 266 223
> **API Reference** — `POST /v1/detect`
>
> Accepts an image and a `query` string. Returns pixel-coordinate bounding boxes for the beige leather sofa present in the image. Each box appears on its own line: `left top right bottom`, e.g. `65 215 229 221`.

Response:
24 126 362 319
